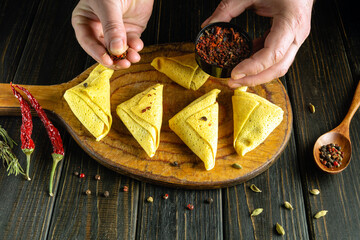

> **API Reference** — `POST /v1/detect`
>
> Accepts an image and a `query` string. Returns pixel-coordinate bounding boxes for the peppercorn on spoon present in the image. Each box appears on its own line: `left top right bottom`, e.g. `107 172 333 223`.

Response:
313 80 360 174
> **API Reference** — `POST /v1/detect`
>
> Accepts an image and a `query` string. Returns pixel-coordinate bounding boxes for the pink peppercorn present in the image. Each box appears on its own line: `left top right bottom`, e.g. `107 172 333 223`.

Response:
187 204 194 210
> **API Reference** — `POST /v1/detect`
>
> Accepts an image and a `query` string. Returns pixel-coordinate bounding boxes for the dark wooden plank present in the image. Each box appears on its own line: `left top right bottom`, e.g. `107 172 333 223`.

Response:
334 0 360 79
286 0 360 239
0 118 67 240
137 1 309 239
0 0 91 239
0 0 41 83
136 1 223 239
223 134 309 239
47 138 139 239
136 183 222 239
216 7 311 239
12 0 87 86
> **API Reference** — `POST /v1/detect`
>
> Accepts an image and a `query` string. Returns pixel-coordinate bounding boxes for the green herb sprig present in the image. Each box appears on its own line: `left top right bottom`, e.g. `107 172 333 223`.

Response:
0 126 24 176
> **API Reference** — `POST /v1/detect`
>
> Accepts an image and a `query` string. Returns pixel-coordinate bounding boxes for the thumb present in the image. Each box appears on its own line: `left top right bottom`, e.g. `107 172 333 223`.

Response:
202 0 252 27
94 0 127 55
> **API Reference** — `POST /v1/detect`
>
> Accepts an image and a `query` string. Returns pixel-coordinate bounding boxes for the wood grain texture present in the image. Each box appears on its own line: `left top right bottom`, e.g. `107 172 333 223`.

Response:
0 0 89 239
0 43 292 189
286 0 360 239
0 119 66 240
223 133 309 239
47 138 139 240
136 183 223 240
0 0 41 83
2 0 360 238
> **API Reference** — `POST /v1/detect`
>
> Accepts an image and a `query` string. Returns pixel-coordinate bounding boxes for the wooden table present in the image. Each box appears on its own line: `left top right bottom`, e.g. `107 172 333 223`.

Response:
0 0 359 239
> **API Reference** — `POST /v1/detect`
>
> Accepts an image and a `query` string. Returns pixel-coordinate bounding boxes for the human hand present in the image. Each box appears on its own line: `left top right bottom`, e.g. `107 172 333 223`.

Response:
72 0 154 69
202 0 313 87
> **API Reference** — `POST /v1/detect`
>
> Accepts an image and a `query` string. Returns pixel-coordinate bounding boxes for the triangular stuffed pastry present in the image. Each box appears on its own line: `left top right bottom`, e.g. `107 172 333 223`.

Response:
151 53 209 90
116 84 163 157
169 89 220 170
232 87 284 156
64 64 113 141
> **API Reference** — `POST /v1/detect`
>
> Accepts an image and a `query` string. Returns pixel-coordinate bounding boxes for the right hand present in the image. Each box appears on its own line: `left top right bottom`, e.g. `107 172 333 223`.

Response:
202 0 313 87
72 0 154 69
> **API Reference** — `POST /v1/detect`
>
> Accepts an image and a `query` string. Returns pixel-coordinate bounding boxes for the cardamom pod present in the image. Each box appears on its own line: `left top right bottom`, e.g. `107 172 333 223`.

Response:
310 189 320 195
232 163 242 169
250 184 262 193
284 201 294 210
276 223 285 235
308 103 315 113
250 208 263 216
314 210 328 219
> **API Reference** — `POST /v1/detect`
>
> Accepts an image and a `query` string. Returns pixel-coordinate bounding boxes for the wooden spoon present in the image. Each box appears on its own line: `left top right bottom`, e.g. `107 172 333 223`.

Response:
313 81 360 174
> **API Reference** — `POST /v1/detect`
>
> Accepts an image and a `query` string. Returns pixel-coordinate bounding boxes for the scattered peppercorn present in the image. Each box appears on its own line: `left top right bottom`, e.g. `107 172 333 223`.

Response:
147 196 154 203
123 186 129 192
83 82 88 88
94 174 101 180
74 171 79 176
187 204 194 210
163 193 169 199
79 173 85 178
319 143 344 168
103 191 110 197
85 189 91 195
171 161 178 167
200 116 208 121
205 198 213 204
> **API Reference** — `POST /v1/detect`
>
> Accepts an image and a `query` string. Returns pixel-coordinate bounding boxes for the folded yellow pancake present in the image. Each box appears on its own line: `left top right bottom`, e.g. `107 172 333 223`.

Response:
64 64 113 141
151 53 209 90
232 87 284 156
116 84 163 158
169 89 220 170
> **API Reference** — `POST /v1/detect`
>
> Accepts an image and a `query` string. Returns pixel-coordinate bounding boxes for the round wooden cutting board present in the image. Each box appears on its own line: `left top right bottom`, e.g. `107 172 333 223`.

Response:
0 43 292 189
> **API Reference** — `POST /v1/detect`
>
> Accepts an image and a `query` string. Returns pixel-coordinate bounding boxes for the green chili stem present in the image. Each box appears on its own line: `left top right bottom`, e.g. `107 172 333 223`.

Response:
23 148 34 181
25 153 31 180
49 153 63 197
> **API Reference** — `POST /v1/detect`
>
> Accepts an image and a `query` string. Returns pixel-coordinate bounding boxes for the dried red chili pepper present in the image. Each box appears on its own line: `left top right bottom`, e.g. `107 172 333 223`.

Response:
10 83 35 181
14 85 64 197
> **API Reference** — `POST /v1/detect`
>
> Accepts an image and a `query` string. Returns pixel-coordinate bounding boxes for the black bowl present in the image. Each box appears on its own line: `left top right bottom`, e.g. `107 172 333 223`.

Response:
195 22 252 78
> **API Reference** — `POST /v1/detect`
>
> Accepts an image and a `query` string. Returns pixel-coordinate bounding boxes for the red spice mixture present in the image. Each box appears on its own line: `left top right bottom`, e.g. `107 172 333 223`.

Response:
196 26 251 68
107 49 127 61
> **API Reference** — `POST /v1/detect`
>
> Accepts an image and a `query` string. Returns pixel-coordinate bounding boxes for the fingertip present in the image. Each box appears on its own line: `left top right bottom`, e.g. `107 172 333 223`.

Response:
100 52 114 67
231 72 246 80
201 18 211 28
127 33 144 52
113 59 131 69
109 38 127 56
126 48 141 63
228 80 242 89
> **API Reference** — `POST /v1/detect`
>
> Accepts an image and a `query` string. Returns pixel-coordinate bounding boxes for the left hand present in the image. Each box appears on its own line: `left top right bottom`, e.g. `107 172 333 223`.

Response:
72 0 154 70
